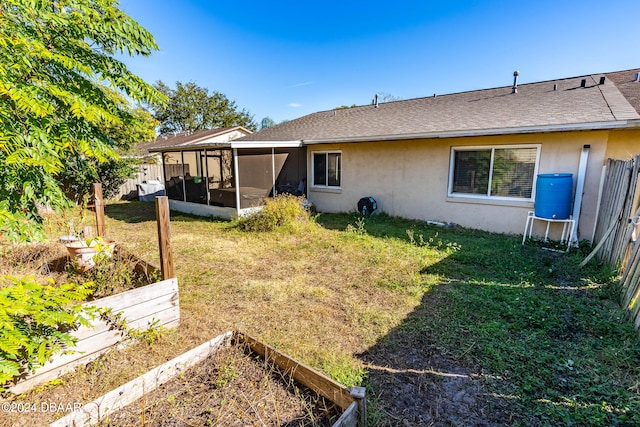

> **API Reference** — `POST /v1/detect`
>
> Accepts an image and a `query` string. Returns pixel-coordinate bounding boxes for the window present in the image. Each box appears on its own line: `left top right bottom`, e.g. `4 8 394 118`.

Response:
312 151 341 188
449 145 539 200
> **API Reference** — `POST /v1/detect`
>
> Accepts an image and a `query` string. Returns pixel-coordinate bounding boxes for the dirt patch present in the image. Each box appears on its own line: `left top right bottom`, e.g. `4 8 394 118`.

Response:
99 342 341 426
361 347 511 426
358 286 516 426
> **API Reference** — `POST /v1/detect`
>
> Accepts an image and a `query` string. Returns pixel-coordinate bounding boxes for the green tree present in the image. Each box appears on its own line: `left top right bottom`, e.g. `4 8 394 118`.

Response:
56 106 158 203
153 81 257 135
0 0 164 242
260 116 276 130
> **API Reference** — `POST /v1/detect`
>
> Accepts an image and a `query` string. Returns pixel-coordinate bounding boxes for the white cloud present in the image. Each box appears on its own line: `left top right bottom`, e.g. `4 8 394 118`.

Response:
290 81 313 88
288 103 302 108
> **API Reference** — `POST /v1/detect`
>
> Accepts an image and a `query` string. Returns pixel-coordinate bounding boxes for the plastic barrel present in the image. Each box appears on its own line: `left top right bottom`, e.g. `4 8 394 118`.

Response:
534 173 573 219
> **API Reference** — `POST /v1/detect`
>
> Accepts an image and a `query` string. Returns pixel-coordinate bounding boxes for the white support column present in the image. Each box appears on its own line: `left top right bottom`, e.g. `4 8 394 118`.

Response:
272 147 276 196
204 149 210 206
233 148 240 216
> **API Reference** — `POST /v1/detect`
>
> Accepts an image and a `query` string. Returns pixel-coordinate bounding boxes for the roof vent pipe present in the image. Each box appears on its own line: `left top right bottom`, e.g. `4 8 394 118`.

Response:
635 72 640 82
553 84 558 91
512 71 519 94
581 79 587 87
374 93 379 108
599 76 606 85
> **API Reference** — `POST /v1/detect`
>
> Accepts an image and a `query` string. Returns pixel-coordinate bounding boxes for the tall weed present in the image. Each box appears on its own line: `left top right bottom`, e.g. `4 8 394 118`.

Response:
236 195 315 233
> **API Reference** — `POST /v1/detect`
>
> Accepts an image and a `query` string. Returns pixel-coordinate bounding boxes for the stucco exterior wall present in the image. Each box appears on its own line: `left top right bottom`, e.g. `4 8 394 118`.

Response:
606 129 640 160
307 131 611 241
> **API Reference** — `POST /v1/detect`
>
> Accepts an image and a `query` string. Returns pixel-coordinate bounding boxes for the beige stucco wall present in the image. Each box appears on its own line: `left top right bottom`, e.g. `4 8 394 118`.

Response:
605 129 640 160
307 131 613 241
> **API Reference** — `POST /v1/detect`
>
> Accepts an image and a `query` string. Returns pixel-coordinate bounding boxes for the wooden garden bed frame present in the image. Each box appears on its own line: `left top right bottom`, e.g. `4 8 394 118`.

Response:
51 331 365 427
10 250 180 395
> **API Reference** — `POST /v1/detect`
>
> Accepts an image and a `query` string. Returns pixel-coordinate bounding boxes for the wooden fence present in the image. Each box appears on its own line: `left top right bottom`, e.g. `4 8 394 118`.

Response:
113 162 164 200
590 155 640 328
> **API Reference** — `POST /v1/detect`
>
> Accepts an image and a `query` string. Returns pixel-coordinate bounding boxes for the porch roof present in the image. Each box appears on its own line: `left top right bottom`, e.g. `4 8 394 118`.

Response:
148 140 302 153
137 126 253 155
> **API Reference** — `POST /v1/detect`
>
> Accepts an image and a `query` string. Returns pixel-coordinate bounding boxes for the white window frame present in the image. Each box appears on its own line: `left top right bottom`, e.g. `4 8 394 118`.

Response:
311 151 342 189
448 144 541 201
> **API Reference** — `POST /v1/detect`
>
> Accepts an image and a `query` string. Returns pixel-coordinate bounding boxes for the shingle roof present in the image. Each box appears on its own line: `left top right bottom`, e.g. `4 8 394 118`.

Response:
240 70 640 143
135 127 251 155
606 69 640 115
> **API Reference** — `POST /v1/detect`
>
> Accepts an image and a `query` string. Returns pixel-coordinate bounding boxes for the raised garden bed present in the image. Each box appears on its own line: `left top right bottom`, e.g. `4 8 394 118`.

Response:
4 244 180 395
52 331 364 427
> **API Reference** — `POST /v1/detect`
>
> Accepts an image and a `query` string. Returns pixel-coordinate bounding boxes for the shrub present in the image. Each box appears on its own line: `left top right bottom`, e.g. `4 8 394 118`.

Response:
236 194 315 232
0 276 96 391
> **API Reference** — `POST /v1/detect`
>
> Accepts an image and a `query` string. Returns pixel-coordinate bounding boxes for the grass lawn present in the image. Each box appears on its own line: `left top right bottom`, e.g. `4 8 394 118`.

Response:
4 201 639 426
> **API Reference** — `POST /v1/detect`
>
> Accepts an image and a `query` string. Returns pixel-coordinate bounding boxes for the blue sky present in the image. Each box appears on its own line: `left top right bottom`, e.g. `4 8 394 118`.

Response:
118 0 638 125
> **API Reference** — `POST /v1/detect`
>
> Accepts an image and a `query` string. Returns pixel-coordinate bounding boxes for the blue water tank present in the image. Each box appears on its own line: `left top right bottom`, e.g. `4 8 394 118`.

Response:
534 173 573 219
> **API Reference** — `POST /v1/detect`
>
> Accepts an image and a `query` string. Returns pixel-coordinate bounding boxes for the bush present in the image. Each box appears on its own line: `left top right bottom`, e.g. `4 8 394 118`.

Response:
0 276 96 391
236 195 315 232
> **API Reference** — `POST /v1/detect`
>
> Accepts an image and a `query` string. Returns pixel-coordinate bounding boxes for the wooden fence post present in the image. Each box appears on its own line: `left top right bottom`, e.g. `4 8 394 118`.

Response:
93 183 105 237
155 196 174 280
350 386 367 427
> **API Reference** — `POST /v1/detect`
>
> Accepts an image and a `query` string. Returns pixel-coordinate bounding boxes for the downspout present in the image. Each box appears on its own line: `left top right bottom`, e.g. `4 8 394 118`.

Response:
571 145 590 244
233 148 240 216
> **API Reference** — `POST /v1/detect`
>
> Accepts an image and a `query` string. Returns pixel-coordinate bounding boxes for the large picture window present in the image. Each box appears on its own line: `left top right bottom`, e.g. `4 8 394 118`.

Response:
312 151 341 188
449 145 539 200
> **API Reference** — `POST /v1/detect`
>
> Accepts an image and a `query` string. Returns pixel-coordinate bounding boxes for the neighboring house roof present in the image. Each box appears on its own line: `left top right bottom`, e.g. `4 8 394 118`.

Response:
239 69 640 144
135 126 252 155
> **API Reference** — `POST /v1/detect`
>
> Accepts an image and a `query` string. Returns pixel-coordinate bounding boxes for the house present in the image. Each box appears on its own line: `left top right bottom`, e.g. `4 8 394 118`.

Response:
229 69 640 242
149 127 305 218
117 127 252 200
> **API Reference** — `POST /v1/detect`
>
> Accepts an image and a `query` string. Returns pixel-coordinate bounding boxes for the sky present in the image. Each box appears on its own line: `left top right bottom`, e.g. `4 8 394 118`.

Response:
118 0 639 125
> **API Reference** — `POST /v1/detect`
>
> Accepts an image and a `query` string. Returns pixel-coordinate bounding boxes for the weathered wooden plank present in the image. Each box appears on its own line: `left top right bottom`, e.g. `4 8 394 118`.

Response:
237 332 355 411
71 293 179 341
10 329 125 394
10 307 181 395
29 306 179 375
332 401 359 427
11 279 180 394
91 292 179 328
50 331 359 427
50 332 234 427
84 278 178 312
591 156 640 330
621 243 640 308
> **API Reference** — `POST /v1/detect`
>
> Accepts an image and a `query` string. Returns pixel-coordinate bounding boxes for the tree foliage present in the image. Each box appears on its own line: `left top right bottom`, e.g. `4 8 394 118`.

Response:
260 116 276 130
0 0 164 242
56 107 158 203
153 81 257 135
0 276 95 391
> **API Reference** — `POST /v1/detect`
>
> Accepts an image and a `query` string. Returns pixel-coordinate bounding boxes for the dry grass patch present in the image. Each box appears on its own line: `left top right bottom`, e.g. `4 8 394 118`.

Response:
3 202 638 426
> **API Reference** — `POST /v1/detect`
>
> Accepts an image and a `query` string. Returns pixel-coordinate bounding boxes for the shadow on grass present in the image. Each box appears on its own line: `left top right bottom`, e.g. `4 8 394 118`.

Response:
348 216 639 425
105 201 157 223
360 277 640 426
105 201 231 225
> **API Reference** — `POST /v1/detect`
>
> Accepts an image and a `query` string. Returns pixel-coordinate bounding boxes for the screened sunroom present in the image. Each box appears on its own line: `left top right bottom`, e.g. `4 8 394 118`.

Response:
151 141 306 219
